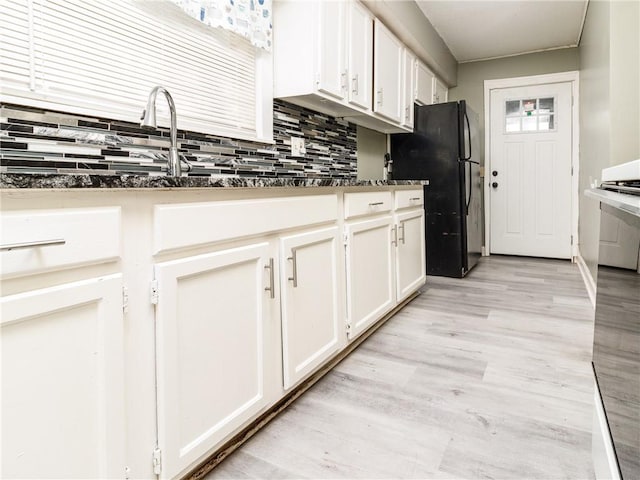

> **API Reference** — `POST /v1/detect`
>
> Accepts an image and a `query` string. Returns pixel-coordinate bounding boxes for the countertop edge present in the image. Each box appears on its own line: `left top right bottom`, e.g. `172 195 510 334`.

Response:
585 188 640 218
0 173 429 190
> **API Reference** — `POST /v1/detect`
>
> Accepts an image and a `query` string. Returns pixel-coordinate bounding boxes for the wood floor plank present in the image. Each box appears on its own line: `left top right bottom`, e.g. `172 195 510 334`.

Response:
207 256 595 479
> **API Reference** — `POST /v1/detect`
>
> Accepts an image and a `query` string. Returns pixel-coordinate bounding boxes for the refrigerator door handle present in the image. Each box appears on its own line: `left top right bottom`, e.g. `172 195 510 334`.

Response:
465 160 472 213
463 111 472 161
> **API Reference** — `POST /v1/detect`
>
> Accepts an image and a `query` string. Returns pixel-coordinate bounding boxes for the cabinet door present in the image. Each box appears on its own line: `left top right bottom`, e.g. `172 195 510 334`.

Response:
345 216 395 340
415 60 435 106
347 1 373 110
1 275 125 479
373 19 403 123
154 243 278 480
317 1 346 100
280 227 342 390
434 77 448 104
402 48 416 128
395 210 427 302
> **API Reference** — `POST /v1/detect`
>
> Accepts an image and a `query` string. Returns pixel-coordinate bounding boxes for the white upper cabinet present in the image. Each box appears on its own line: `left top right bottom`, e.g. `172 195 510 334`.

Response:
373 19 403 124
274 0 372 117
434 77 449 104
275 0 417 133
317 1 347 100
402 48 416 129
414 60 448 106
347 1 373 111
415 60 436 106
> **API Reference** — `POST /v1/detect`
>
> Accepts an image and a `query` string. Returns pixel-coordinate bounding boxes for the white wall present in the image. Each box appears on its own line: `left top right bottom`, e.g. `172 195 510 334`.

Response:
357 126 387 180
578 0 640 281
578 0 611 281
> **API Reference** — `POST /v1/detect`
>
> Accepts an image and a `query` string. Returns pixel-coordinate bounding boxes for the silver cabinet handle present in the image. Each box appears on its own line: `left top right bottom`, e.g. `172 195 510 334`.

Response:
409 197 421 201
369 201 384 206
341 70 348 92
391 225 398 246
352 74 359 94
399 222 406 244
287 250 298 288
377 89 383 105
405 105 409 121
0 239 66 251
264 258 275 299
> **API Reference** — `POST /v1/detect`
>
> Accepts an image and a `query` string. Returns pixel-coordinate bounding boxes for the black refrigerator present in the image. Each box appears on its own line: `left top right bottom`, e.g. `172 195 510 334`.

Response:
390 100 482 278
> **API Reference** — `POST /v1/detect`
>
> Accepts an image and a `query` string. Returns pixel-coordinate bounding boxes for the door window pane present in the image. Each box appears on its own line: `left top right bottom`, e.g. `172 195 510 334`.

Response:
539 97 554 113
538 115 555 130
523 99 536 115
506 100 520 116
504 96 557 133
522 116 537 131
506 117 520 132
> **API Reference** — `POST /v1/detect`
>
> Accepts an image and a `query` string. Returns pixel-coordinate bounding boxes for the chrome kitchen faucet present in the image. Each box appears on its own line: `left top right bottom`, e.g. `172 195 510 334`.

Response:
140 86 181 177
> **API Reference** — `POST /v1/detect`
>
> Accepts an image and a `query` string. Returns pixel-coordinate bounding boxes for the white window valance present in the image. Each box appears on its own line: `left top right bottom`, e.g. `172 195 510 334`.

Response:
171 0 272 51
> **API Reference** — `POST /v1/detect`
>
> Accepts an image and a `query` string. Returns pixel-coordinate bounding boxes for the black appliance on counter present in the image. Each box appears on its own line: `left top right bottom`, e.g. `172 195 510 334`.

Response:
590 161 640 479
390 100 482 278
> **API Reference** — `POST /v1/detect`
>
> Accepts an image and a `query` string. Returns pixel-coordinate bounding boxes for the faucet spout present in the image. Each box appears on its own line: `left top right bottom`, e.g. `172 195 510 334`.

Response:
141 86 181 177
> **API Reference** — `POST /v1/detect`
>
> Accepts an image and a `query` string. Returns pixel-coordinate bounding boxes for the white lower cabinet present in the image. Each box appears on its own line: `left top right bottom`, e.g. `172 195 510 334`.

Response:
153 242 281 480
345 216 396 339
280 226 342 390
395 209 426 302
0 187 426 479
1 274 126 479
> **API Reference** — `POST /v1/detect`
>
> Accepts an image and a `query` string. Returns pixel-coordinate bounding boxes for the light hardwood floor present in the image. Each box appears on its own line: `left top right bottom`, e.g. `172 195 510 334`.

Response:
208 255 596 479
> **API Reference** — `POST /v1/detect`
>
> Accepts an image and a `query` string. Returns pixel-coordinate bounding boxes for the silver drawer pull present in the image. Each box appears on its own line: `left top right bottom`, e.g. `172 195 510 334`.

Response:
368 202 384 206
1 239 66 251
264 258 275 299
287 250 298 288
409 197 421 201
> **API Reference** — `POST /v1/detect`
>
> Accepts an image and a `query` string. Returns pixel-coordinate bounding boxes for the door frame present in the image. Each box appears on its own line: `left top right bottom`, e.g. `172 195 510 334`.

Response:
483 71 580 259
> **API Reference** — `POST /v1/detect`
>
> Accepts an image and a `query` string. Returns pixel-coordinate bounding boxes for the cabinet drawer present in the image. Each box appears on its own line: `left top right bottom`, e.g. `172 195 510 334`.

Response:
344 191 393 219
1 207 121 279
395 189 424 210
154 194 338 254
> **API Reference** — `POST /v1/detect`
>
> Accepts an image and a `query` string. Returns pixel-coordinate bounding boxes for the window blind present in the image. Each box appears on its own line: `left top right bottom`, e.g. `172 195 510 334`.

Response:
0 0 269 141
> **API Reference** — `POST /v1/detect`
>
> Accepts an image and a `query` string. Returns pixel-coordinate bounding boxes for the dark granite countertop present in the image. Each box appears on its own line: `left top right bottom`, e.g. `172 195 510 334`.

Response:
0 173 429 189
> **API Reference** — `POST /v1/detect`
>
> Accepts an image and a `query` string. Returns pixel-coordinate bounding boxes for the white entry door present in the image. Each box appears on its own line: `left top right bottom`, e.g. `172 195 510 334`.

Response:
490 82 573 258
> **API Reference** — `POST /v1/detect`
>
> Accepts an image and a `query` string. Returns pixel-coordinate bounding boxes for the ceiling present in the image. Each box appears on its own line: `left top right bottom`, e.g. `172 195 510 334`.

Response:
416 1 589 63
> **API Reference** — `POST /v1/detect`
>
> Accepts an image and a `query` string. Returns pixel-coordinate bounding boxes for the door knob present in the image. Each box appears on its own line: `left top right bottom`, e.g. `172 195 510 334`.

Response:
492 182 499 188
492 170 498 176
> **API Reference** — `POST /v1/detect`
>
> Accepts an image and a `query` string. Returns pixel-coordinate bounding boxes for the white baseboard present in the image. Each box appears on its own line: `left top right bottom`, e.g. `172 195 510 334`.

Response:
576 253 596 308
593 380 621 480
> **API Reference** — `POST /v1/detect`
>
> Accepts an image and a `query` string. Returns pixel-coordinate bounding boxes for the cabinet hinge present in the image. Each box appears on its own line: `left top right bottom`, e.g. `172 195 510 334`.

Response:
346 323 351 334
122 285 129 313
150 280 159 305
152 447 162 475
343 233 349 247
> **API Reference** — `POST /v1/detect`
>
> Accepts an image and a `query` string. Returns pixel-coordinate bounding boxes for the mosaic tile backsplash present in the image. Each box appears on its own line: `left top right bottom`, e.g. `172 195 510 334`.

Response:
0 100 357 178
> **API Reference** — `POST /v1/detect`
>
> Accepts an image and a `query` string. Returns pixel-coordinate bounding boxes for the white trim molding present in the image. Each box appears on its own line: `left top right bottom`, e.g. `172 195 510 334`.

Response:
593 380 621 480
483 71 580 258
576 252 596 308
